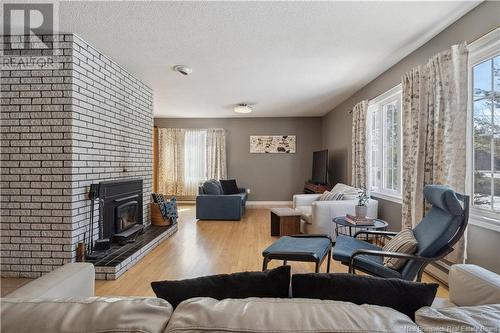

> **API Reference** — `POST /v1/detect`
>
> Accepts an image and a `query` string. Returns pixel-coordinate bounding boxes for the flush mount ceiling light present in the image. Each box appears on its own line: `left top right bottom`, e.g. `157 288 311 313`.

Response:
172 65 192 76
234 104 253 114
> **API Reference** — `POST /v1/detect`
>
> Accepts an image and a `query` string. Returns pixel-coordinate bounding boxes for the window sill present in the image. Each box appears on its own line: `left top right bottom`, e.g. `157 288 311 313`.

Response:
370 192 402 204
468 213 500 233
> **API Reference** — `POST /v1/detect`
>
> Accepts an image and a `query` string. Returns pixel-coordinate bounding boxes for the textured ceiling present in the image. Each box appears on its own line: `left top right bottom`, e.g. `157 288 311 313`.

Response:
52 1 478 117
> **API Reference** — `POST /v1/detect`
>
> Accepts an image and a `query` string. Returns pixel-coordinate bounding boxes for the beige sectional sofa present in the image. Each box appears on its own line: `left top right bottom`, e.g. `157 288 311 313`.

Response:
2 263 500 332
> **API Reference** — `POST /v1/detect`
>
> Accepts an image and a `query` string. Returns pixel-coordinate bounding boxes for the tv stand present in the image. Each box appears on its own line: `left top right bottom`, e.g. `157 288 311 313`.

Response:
304 182 333 194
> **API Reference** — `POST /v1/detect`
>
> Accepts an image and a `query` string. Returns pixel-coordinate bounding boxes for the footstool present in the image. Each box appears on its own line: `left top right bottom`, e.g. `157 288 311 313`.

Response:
262 235 332 273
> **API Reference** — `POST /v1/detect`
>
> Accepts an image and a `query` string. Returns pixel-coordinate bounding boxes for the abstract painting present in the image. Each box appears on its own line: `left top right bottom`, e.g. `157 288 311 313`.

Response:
250 135 296 153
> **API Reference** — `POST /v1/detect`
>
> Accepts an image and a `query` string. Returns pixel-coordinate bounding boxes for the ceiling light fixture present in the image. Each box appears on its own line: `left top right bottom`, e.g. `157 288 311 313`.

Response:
172 65 192 76
234 104 253 114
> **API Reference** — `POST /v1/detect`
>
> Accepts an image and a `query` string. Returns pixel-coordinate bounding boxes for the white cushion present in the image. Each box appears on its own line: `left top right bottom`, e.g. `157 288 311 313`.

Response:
166 297 419 332
449 264 500 306
295 205 312 224
1 297 172 333
415 304 500 332
331 183 360 200
431 297 455 308
7 263 95 298
330 183 355 194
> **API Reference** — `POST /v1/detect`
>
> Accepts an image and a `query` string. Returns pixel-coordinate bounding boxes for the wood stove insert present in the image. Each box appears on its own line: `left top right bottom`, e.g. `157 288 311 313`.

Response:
98 178 144 244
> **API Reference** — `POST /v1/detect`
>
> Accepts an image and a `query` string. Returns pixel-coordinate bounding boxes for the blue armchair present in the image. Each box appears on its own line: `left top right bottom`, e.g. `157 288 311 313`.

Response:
196 180 248 220
332 185 469 281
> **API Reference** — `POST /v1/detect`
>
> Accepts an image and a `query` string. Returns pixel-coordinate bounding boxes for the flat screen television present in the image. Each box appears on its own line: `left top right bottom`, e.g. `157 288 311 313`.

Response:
311 149 328 185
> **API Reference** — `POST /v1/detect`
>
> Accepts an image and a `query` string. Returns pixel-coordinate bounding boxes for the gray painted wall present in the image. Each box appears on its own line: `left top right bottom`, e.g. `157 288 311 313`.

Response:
321 1 500 273
154 117 322 201
372 197 402 232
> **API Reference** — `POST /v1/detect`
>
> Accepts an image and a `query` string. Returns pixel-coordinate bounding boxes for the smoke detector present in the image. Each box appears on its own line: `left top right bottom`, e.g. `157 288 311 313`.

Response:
234 104 253 114
172 65 192 76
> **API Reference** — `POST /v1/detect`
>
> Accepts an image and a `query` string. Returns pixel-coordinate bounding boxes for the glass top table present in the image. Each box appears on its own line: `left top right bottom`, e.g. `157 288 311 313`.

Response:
332 216 389 244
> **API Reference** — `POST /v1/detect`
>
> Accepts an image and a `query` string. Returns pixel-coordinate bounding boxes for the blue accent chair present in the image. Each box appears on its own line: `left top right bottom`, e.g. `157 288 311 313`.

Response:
196 180 248 220
332 185 469 281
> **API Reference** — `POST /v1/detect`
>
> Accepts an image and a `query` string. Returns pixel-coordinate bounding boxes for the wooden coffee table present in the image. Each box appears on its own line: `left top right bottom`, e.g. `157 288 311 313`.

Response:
270 208 302 237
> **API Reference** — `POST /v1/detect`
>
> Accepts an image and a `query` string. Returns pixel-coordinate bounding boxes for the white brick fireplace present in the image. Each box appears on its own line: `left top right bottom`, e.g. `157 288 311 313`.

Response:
1 34 153 278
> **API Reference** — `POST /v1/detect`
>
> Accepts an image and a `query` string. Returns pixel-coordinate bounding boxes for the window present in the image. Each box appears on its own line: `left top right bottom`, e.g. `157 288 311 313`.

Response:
157 127 226 197
468 28 500 223
184 129 208 195
367 85 402 201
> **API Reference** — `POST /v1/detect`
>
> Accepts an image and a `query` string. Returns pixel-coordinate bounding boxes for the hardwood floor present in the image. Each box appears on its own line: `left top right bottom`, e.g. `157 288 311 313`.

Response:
1 278 31 297
95 205 448 298
1 205 448 298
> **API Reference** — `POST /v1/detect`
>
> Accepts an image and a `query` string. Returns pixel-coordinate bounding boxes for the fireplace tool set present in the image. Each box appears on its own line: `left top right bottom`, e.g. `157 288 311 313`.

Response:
84 183 111 260
75 180 145 262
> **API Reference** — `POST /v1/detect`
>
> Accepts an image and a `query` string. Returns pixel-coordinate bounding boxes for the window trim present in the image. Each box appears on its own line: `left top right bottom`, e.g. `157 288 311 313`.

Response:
371 191 403 204
367 84 403 203
466 27 500 230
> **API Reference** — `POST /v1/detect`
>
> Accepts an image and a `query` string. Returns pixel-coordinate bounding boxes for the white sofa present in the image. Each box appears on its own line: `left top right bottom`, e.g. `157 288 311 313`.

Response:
2 263 499 332
293 193 378 239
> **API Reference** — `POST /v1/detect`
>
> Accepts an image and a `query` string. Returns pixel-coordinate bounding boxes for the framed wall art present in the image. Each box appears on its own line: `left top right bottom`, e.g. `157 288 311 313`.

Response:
250 135 296 154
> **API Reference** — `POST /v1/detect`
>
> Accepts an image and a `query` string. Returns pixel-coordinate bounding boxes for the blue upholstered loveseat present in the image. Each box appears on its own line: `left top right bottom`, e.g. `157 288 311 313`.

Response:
196 180 248 220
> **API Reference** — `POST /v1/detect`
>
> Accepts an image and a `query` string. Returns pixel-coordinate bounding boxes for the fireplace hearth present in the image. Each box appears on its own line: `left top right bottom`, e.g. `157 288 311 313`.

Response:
85 178 178 280
88 224 177 280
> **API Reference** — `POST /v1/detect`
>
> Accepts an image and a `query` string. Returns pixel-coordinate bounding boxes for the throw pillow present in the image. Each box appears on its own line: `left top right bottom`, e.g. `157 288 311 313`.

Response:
343 187 363 200
318 191 344 201
382 228 419 270
319 190 332 200
161 198 178 223
151 193 166 203
330 183 354 193
202 179 223 195
151 265 291 308
291 273 438 320
220 179 240 195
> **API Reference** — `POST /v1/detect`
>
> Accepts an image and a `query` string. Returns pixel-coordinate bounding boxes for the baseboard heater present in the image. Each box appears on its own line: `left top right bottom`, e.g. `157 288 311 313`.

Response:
425 260 451 285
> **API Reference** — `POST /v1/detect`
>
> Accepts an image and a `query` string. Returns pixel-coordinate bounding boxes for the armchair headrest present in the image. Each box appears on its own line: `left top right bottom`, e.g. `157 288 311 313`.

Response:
423 185 463 216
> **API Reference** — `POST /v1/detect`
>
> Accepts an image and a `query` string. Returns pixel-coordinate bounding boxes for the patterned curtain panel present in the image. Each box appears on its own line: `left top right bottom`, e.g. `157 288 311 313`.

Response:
351 100 369 188
206 128 227 180
402 43 468 264
157 128 227 197
158 128 185 196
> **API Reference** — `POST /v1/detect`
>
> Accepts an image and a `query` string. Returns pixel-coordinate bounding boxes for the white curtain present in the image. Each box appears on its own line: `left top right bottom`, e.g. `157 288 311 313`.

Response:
351 100 369 188
207 128 227 180
157 128 227 197
401 43 468 264
158 128 185 196
184 129 207 195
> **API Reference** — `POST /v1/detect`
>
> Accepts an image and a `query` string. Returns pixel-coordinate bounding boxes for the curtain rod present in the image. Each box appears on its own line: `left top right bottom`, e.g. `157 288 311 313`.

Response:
346 27 499 116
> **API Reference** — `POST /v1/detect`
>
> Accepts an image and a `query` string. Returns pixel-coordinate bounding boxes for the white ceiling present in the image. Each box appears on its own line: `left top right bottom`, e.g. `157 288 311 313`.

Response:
54 1 478 118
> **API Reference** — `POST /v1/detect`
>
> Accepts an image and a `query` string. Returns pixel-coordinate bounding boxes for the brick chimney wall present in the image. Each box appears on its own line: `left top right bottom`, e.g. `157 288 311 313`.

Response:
0 34 153 278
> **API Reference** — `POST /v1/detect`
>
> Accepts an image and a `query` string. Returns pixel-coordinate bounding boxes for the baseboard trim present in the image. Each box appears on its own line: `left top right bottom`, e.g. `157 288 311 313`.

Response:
177 200 292 207
177 200 195 205
246 201 292 207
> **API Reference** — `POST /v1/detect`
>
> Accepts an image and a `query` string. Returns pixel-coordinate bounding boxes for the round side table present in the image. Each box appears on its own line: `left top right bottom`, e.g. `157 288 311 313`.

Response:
332 216 389 245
